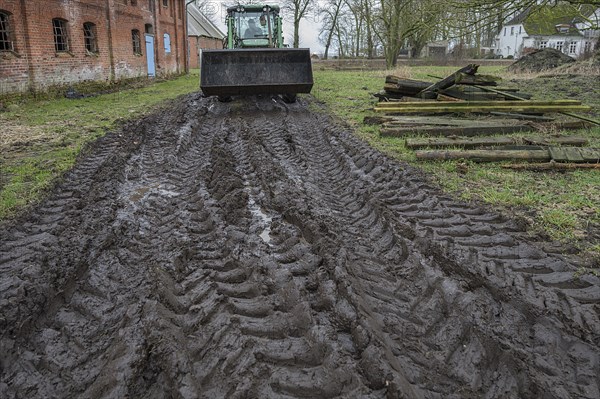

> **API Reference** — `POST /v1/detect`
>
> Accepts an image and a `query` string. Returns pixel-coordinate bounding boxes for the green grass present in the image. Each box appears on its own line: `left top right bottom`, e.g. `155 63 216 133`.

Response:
0 70 201 219
311 66 600 256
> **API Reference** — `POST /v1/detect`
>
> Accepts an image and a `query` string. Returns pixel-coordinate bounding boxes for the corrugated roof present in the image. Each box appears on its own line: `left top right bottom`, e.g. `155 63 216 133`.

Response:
188 3 225 39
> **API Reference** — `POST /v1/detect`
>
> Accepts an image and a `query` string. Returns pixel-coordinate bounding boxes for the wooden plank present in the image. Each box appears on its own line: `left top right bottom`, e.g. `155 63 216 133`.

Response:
375 100 582 107
438 91 503 101
406 137 515 149
381 124 537 138
418 64 479 99
373 105 591 114
415 149 550 162
437 94 465 102
560 111 600 126
383 118 519 127
384 78 432 95
454 72 501 86
405 135 589 149
549 147 569 162
374 115 526 126
578 148 600 162
489 112 555 121
381 122 591 138
565 148 585 162
524 136 588 146
502 162 600 170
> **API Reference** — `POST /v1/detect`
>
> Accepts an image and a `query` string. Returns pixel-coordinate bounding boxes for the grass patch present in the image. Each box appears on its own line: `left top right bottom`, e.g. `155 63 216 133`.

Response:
312 66 600 256
0 71 201 219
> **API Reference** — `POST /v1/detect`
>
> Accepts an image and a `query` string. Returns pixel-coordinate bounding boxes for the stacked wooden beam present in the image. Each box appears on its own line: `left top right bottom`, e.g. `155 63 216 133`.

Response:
378 64 519 102
368 65 599 166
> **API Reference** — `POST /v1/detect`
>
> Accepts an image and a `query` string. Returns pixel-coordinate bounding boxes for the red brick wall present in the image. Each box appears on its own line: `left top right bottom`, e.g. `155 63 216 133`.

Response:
0 0 187 94
189 36 223 69
0 0 31 93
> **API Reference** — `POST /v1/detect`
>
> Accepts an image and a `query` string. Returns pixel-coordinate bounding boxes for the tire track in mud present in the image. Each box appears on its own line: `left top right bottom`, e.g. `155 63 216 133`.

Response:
1 94 599 398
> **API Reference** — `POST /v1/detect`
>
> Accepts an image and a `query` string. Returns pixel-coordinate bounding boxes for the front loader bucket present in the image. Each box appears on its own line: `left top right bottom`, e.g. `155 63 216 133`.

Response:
200 48 313 97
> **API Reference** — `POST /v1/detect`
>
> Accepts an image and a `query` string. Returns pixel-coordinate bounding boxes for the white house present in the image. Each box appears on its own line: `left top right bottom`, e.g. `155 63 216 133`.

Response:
494 4 599 58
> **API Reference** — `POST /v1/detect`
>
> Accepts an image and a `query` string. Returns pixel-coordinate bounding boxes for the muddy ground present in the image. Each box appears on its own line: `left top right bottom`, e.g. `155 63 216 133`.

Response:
1 94 599 398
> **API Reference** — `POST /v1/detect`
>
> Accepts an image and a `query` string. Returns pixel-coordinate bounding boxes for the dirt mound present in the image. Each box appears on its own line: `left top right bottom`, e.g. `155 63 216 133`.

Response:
1 95 599 398
508 48 575 72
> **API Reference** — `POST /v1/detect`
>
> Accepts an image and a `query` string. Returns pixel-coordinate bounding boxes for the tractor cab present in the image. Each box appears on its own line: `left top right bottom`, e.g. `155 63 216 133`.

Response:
226 5 283 49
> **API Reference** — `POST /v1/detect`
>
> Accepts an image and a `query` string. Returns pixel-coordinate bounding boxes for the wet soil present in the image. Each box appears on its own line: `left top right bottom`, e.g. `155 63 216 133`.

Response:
508 49 575 73
1 94 599 398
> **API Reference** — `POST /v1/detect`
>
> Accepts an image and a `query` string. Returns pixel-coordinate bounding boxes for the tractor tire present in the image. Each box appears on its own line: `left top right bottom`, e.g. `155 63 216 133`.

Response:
282 93 297 103
217 95 233 102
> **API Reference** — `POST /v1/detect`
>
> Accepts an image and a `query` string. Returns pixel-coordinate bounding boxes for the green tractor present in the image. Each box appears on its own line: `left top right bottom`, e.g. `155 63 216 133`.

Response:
200 4 313 103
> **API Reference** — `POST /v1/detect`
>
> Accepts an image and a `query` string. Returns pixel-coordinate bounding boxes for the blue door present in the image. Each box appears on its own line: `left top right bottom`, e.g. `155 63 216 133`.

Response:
145 34 155 77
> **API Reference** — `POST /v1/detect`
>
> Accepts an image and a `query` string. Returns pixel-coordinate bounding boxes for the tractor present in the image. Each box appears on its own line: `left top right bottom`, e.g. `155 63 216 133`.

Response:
200 4 313 103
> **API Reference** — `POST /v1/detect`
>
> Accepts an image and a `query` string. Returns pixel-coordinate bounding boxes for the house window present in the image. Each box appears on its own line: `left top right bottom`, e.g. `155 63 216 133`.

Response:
162 0 168 7
132 29 142 54
53 18 70 52
0 11 14 52
569 41 577 54
584 41 592 53
555 41 563 52
510 27 514 35
538 41 547 49
519 26 522 34
503 28 506 36
83 22 98 53
164 33 171 53
145 24 153 34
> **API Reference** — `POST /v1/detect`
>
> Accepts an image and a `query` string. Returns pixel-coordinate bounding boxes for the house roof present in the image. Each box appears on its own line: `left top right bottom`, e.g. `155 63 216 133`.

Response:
505 4 599 36
505 7 533 26
188 3 225 39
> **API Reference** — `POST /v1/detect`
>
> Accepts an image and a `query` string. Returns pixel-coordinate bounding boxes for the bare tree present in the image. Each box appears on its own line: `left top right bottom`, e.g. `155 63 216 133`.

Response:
283 0 315 48
319 0 346 59
374 0 431 67
362 0 376 58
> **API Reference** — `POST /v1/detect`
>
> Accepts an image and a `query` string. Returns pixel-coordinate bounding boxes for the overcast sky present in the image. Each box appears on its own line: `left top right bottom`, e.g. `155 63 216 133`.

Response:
198 1 325 53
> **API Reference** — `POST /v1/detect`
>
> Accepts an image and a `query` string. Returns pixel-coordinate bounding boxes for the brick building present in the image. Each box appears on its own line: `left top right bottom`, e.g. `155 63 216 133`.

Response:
187 3 223 69
0 0 187 95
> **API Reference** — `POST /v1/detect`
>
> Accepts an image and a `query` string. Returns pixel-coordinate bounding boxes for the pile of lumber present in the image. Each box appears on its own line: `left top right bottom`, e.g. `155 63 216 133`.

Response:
367 65 599 167
377 64 527 102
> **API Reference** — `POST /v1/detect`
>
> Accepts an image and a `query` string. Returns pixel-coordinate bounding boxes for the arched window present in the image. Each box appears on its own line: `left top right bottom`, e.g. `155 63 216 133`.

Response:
83 22 98 53
132 29 142 55
0 10 14 52
52 18 70 52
